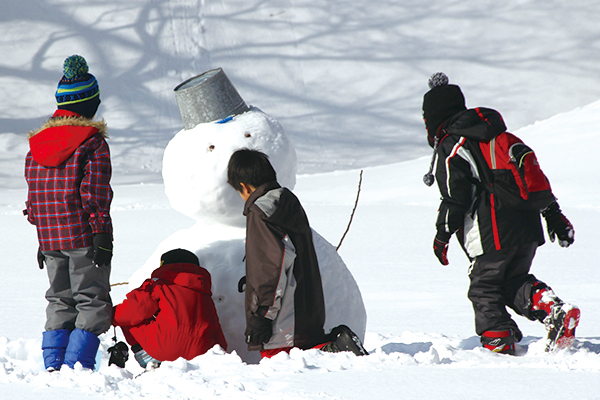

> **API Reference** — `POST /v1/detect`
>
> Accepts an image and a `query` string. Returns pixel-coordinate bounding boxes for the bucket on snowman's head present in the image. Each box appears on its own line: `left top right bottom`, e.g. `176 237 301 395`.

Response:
174 68 250 129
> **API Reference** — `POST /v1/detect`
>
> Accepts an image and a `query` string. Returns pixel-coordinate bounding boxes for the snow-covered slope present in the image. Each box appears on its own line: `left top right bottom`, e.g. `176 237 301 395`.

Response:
2 100 600 399
2 0 600 398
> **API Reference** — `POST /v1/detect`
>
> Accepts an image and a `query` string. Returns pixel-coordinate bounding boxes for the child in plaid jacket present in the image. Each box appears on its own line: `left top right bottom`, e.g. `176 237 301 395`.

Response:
24 55 113 371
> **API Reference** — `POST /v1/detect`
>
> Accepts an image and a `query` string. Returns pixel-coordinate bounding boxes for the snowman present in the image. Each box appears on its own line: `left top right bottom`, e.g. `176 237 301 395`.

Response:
128 68 367 364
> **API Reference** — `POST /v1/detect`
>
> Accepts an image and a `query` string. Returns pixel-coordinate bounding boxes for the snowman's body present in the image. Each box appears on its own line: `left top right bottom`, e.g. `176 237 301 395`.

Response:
129 107 367 363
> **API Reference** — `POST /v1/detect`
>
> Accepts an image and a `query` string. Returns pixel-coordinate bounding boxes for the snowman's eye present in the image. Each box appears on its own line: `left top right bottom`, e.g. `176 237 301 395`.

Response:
245 132 251 138
208 145 215 152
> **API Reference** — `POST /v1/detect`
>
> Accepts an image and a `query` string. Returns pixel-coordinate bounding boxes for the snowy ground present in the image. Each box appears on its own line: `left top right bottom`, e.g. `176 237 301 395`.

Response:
2 0 600 399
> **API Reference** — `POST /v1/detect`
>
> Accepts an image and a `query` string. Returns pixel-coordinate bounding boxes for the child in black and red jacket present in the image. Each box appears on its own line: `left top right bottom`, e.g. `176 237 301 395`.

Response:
25 55 113 371
422 72 580 354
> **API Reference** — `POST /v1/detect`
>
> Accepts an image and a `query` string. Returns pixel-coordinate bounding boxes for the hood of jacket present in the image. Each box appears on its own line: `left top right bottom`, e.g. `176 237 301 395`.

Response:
151 262 213 295
444 107 507 143
244 181 311 236
28 109 108 167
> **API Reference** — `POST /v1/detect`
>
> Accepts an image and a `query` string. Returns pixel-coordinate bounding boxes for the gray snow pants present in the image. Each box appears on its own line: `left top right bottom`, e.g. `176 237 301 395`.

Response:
467 242 542 342
43 247 112 335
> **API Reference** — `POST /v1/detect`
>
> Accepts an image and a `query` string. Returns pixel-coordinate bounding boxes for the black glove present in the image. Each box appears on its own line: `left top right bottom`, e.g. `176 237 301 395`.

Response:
542 202 574 248
93 233 113 266
433 231 451 266
37 247 45 270
108 341 129 368
245 314 273 346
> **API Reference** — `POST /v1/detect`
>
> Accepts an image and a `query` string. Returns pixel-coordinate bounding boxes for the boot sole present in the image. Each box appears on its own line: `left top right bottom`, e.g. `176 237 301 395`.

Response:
546 306 581 352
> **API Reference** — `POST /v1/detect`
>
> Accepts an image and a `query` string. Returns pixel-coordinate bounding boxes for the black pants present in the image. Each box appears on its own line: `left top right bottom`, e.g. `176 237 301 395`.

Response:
468 242 542 342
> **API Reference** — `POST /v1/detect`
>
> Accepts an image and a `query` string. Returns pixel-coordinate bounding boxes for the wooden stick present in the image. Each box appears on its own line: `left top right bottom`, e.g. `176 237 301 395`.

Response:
336 170 363 251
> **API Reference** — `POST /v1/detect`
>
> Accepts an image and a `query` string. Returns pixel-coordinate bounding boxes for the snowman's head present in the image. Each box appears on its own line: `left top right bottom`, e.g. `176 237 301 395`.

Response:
162 107 297 227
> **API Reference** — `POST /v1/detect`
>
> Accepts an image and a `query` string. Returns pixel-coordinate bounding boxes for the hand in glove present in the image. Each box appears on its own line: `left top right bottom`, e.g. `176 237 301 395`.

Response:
108 341 129 368
37 247 45 270
542 202 574 248
93 233 113 266
245 314 273 346
433 231 451 266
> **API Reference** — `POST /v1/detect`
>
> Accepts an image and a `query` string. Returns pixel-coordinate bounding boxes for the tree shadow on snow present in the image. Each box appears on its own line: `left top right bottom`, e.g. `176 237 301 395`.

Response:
4 0 600 181
0 0 432 181
1 0 208 183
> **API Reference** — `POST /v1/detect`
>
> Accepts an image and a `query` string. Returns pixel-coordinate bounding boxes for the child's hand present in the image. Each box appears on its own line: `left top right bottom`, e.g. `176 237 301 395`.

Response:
245 315 272 345
542 202 574 248
433 231 451 266
37 247 45 269
93 233 113 266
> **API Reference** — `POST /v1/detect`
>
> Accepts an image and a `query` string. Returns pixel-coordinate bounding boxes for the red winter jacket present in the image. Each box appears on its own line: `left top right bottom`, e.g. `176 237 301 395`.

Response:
113 262 227 361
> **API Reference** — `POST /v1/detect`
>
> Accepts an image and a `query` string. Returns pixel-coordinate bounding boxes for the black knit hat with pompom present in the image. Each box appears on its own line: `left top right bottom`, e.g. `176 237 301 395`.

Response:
422 72 466 147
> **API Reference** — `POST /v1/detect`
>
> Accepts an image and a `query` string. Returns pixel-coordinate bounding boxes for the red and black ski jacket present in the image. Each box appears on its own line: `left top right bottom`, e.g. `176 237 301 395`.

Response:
434 107 546 258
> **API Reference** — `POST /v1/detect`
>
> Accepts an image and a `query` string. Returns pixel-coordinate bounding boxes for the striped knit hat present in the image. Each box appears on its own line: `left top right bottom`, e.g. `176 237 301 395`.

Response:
55 55 100 118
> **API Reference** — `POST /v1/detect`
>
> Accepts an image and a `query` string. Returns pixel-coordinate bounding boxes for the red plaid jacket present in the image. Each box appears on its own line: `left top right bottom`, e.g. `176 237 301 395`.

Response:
24 110 113 251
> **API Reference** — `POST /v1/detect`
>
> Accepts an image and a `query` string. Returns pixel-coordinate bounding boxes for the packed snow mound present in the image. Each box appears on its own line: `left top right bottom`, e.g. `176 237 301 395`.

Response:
127 222 367 364
146 100 367 364
162 107 297 227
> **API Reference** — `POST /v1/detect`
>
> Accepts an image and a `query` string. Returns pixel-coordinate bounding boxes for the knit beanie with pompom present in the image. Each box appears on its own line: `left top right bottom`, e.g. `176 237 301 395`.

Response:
55 55 100 119
422 72 466 147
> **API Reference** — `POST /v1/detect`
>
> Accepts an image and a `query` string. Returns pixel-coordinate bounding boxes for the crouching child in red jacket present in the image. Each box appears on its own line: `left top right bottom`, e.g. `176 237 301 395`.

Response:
112 249 227 370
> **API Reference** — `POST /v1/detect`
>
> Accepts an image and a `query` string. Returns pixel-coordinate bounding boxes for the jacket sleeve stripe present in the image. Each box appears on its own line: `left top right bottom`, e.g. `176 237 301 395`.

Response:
445 137 466 198
264 235 297 320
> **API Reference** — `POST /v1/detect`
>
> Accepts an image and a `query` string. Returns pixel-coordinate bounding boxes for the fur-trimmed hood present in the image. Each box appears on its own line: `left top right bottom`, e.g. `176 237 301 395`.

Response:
28 110 108 139
28 109 108 167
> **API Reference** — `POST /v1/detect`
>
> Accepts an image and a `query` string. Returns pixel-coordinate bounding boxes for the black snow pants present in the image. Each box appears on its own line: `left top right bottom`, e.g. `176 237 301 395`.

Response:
467 242 542 342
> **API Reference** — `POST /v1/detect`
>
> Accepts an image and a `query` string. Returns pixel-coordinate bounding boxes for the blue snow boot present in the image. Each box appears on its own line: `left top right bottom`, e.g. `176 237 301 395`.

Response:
42 329 71 371
64 329 100 370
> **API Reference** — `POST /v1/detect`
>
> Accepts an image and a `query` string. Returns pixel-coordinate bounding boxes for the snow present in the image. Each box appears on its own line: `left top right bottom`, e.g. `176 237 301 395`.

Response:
2 0 600 398
137 104 367 364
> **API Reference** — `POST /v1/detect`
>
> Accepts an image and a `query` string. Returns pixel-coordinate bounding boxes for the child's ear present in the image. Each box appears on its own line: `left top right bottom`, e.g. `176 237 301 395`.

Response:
239 182 253 200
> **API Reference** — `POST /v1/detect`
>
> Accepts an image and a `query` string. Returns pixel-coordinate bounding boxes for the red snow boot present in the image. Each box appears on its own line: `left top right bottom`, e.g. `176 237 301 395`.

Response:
481 330 516 355
531 284 580 352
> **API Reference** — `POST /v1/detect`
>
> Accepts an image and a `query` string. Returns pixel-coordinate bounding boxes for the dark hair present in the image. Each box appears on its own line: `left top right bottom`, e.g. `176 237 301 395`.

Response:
160 248 200 266
227 148 277 192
